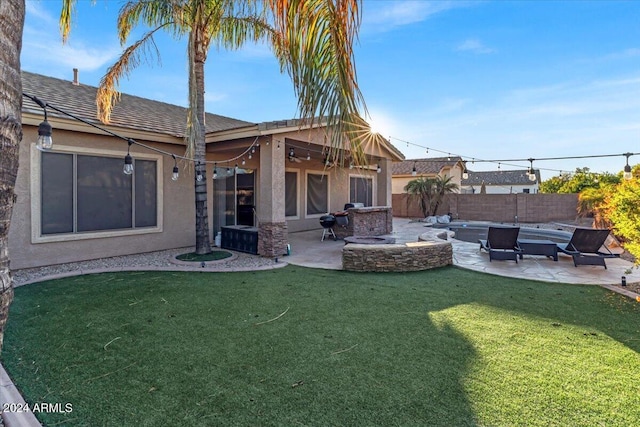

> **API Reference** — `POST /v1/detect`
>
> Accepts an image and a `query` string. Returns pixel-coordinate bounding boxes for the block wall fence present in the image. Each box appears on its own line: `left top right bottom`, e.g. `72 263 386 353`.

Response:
392 193 580 223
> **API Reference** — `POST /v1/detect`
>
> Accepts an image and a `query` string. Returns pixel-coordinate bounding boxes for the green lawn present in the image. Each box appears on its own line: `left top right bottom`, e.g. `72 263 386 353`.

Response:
2 266 639 426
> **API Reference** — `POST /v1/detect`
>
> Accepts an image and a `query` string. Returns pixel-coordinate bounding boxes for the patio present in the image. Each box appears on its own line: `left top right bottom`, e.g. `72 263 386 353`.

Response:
286 217 639 296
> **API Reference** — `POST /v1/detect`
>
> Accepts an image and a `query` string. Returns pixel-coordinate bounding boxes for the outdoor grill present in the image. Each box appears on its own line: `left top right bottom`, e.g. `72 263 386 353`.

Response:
319 214 337 241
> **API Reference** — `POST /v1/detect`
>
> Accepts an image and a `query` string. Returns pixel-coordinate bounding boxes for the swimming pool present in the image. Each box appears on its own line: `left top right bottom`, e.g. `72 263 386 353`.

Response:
436 222 572 244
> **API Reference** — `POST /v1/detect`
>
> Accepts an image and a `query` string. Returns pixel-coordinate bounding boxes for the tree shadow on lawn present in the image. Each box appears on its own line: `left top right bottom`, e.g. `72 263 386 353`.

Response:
2 265 639 426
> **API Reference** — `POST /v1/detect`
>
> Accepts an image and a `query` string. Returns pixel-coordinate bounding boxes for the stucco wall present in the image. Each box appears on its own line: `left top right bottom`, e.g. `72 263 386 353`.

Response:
9 127 196 270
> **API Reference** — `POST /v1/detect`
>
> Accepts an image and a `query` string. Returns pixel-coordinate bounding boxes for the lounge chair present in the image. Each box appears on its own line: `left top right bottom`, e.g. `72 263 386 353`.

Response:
479 226 522 263
556 228 618 269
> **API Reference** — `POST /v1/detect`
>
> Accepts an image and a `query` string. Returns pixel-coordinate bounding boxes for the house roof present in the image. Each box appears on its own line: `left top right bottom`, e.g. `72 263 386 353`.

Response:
462 169 541 186
392 156 463 176
21 71 252 138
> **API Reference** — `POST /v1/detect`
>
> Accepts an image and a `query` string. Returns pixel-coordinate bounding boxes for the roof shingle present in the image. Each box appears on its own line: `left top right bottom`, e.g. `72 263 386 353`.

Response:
462 169 540 185
21 71 252 137
392 157 463 175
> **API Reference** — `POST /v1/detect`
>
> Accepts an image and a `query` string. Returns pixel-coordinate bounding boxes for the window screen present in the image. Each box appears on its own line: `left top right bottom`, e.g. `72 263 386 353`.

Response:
285 171 298 217
135 160 157 227
350 177 373 206
77 155 133 232
41 152 74 234
307 173 328 215
40 151 157 235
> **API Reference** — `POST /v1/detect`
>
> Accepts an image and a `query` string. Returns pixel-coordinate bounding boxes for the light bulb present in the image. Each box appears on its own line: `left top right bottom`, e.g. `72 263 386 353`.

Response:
172 166 179 181
123 154 134 175
36 119 53 150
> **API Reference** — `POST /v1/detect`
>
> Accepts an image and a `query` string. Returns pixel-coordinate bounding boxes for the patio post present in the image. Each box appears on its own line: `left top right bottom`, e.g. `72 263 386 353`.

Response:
257 136 288 257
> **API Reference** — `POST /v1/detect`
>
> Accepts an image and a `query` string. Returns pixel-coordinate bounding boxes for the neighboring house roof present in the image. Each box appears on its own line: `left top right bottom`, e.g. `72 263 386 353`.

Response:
21 71 252 138
392 156 463 176
462 169 541 186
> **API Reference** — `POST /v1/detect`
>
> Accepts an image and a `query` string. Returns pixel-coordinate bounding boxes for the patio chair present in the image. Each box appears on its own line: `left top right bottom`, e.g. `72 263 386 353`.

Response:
480 227 522 264
479 226 522 263
556 228 618 269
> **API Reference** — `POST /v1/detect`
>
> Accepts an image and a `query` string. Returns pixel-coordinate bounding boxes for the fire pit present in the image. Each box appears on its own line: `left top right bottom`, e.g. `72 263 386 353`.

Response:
344 236 395 245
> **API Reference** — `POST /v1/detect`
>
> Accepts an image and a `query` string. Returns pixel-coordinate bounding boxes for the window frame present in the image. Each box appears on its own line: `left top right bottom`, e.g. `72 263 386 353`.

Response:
348 173 376 207
31 144 164 243
305 171 330 218
285 168 300 219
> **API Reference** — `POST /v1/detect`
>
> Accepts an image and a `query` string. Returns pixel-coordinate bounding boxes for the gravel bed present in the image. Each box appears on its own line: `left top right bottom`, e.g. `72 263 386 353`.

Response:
11 247 286 287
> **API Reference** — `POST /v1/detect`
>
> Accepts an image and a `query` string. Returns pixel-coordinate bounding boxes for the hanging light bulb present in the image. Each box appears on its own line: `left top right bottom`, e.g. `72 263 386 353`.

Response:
195 162 203 182
447 153 451 161
288 147 295 162
462 162 469 180
412 162 417 176
242 158 246 166
36 109 53 150
251 146 256 154
123 153 134 175
377 164 382 173
213 164 218 179
235 163 239 172
527 159 536 181
123 141 134 175
171 155 179 181
248 152 252 160
623 153 633 180
306 151 311 161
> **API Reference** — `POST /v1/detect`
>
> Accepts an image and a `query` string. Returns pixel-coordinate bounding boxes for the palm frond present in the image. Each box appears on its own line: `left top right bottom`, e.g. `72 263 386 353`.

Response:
118 0 187 44
96 27 165 123
269 0 366 164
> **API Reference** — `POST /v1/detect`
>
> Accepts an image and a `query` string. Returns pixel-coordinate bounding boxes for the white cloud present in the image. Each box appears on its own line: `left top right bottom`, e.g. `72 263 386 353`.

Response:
456 38 495 54
363 1 479 32
22 3 121 73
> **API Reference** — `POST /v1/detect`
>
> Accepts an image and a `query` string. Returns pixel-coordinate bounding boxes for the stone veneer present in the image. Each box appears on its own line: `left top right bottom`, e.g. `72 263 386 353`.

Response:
258 222 288 257
342 229 453 272
333 206 393 239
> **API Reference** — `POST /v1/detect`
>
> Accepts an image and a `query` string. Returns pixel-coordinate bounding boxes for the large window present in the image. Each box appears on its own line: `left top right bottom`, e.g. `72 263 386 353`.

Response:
350 176 373 206
40 151 158 236
285 170 298 217
306 172 328 216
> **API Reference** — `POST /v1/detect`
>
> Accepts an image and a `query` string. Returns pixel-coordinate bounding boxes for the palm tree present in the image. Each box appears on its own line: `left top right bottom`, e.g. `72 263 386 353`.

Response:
404 177 436 218
0 0 25 352
431 175 458 216
60 0 367 254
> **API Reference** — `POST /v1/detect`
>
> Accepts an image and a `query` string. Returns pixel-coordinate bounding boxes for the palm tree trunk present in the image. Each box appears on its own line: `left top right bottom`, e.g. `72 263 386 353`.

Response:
0 0 25 353
192 30 211 255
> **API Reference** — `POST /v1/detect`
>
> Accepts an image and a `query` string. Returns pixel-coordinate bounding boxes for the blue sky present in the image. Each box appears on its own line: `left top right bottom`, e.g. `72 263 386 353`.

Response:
21 0 640 179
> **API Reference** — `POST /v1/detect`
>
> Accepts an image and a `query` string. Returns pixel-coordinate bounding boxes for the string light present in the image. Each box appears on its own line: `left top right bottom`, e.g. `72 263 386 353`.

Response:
171 155 179 181
36 112 52 150
20 92 638 184
411 162 417 176
376 164 382 174
389 135 638 176
123 140 134 175
213 163 218 179
624 153 633 180
195 162 203 182
462 162 469 180
527 158 536 181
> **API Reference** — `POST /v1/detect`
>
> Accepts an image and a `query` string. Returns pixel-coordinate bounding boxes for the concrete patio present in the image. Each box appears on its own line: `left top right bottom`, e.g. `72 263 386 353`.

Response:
286 217 639 297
